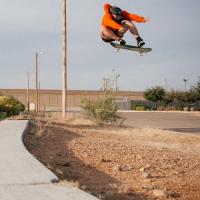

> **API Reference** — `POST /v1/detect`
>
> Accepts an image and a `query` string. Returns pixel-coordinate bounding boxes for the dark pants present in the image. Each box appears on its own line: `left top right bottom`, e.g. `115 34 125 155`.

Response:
101 37 115 43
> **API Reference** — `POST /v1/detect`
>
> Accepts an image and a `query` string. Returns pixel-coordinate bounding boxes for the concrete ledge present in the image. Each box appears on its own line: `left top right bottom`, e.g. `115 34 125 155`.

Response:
0 184 98 200
0 120 58 185
0 120 99 200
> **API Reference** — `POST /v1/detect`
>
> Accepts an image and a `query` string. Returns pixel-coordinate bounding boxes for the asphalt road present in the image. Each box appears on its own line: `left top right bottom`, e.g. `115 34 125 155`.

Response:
121 111 200 134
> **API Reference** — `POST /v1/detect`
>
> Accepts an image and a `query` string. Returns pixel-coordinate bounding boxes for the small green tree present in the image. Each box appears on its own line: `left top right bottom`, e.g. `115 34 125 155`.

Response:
0 96 25 116
164 89 198 110
162 90 177 106
144 86 166 110
191 78 200 101
82 79 123 125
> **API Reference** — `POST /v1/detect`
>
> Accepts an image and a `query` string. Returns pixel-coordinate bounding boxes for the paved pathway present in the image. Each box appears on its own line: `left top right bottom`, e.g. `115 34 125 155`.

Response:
0 120 99 200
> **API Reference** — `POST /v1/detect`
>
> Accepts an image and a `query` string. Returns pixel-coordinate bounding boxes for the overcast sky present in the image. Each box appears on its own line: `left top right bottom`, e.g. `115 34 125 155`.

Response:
0 0 200 91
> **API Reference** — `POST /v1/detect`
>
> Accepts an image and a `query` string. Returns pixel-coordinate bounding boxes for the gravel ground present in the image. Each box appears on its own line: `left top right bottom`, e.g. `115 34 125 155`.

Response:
23 119 200 200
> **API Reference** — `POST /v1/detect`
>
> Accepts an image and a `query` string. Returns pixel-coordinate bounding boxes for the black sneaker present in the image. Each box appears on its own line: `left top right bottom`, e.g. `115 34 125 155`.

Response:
119 39 126 45
136 37 145 47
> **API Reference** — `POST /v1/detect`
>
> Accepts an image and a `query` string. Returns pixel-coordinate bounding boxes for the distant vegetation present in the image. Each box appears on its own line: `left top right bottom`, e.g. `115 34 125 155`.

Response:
144 86 165 110
0 94 25 119
141 79 200 111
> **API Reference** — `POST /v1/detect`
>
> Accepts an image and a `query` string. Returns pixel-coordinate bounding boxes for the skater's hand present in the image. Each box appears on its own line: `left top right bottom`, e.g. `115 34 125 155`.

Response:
143 17 150 23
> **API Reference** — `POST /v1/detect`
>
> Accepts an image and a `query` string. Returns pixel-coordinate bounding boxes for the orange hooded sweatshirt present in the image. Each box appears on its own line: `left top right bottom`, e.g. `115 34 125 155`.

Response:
102 3 145 31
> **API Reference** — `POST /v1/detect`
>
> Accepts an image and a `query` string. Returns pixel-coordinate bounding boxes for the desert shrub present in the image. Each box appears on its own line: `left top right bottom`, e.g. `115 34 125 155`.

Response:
164 106 176 111
157 106 165 111
0 112 7 120
190 107 196 111
82 97 123 125
135 105 146 111
0 96 25 116
191 78 200 101
81 87 124 125
131 104 137 110
131 100 153 111
183 107 189 111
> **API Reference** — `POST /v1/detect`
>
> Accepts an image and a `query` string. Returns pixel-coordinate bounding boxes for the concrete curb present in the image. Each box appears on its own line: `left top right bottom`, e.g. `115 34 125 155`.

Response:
118 110 200 114
0 120 99 200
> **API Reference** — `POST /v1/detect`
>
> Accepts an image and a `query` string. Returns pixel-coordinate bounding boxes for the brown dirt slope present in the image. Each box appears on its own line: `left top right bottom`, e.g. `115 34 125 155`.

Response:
23 120 200 200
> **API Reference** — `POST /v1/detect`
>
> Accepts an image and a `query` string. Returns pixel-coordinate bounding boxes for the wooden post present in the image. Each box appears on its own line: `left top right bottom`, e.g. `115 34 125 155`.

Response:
62 0 67 118
27 71 30 111
38 81 40 112
35 52 39 113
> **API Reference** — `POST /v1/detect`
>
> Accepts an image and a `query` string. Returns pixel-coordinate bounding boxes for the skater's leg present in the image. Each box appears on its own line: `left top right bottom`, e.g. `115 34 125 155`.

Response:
120 20 140 38
120 20 145 46
100 26 121 41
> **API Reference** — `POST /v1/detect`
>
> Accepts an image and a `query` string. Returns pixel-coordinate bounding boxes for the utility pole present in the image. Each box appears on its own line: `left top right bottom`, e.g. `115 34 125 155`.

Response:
164 78 168 92
27 71 30 111
103 78 106 91
35 51 39 113
38 81 41 112
115 74 120 92
62 0 67 118
105 78 109 90
183 78 188 93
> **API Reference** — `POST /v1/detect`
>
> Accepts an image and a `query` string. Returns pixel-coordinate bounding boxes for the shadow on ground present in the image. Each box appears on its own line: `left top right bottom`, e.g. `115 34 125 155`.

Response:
165 127 200 134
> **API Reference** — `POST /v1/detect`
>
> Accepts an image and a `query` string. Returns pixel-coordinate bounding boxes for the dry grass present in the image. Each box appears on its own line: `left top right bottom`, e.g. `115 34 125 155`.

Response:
32 111 96 137
0 96 7 101
50 112 97 126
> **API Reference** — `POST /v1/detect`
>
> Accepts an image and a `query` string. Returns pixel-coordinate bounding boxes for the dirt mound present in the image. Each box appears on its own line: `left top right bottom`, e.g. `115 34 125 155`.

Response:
23 120 200 200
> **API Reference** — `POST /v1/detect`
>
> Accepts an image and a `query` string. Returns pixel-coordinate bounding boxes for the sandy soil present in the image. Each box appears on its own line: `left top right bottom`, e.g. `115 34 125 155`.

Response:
23 118 200 200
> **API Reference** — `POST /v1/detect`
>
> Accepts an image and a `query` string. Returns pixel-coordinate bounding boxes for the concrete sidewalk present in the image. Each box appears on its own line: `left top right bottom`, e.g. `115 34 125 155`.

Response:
0 120 99 200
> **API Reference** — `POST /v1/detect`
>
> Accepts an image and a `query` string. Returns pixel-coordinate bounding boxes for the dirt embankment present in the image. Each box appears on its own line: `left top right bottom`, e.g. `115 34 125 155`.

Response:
23 120 200 200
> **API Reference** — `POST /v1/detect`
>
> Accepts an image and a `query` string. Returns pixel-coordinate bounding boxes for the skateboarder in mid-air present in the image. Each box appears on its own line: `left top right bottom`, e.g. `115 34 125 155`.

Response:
100 3 149 47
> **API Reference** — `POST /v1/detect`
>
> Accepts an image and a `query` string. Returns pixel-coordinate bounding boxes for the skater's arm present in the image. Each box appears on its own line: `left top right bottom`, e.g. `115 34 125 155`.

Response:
122 10 147 23
104 3 112 13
